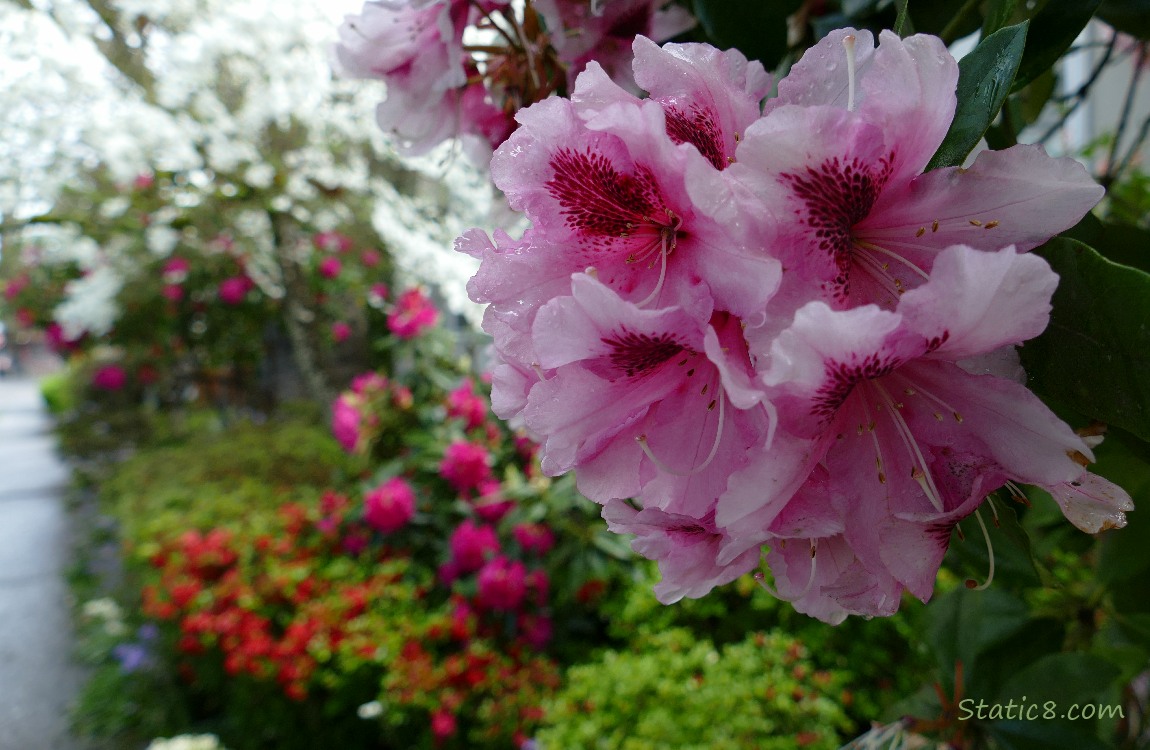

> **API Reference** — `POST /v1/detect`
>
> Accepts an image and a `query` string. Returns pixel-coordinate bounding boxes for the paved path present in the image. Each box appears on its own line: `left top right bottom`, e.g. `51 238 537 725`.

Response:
0 377 84 750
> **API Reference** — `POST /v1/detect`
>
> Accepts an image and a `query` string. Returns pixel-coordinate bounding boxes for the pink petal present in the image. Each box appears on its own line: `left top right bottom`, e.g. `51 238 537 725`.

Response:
898 245 1059 360
1044 472 1134 534
904 359 1091 486
631 36 769 170
862 144 1104 256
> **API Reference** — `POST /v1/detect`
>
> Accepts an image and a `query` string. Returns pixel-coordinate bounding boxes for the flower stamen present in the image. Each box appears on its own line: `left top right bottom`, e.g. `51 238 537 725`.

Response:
872 381 945 512
635 391 726 476
754 540 818 601
843 34 858 112
964 508 996 590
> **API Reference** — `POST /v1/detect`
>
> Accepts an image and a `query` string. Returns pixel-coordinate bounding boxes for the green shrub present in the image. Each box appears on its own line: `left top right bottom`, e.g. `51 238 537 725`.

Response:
40 369 77 415
102 419 362 544
537 628 851 750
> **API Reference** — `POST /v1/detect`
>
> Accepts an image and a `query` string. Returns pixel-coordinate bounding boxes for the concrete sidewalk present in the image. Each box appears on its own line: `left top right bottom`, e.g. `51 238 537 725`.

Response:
0 377 84 750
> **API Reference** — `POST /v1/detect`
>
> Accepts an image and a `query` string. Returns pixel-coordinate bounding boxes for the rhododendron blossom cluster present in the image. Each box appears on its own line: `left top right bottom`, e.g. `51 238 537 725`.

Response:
460 30 1134 622
334 0 694 155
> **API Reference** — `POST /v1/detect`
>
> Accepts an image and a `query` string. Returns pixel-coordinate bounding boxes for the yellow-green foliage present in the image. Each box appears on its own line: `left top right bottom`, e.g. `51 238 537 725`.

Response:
537 628 852 750
101 419 360 544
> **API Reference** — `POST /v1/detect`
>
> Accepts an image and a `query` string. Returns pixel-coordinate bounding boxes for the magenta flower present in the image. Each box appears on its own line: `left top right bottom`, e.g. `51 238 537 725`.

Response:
440 440 493 494
387 287 439 339
217 276 252 305
161 284 184 302
331 394 361 453
445 379 488 431
477 556 528 611
512 523 555 556
519 613 553 649
351 371 388 395
449 519 500 573
473 480 514 522
364 477 416 534
716 29 1102 310
92 364 128 391
161 257 191 284
318 257 342 280
331 321 352 343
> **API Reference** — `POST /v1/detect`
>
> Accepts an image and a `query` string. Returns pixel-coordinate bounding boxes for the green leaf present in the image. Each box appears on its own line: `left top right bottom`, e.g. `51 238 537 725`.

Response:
893 0 911 36
995 652 1120 707
982 0 1018 37
925 21 1028 170
1019 238 1150 442
690 0 803 70
1093 431 1150 586
1012 0 1104 91
924 587 1030 690
1097 0 1150 40
985 720 1113 750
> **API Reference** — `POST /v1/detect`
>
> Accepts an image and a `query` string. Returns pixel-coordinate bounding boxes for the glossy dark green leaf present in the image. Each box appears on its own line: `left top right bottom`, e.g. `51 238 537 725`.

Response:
1091 430 1150 586
995 652 1120 706
1019 238 1150 442
925 21 1028 170
690 0 803 70
982 0 1018 37
985 720 1113 750
1012 0 1103 91
924 587 1030 689
1098 0 1150 40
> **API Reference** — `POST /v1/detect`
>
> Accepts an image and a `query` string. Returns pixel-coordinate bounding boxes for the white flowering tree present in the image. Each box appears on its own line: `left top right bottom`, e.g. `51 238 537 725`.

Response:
0 0 493 402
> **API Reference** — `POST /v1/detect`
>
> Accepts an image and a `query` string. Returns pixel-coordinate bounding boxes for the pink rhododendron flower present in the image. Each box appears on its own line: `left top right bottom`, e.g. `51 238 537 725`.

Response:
455 30 1130 621
513 523 555 555
440 440 493 494
334 1 470 154
331 321 352 343
523 274 771 509
387 287 439 339
92 364 127 391
449 519 500 573
716 246 1130 620
535 0 696 88
477 556 527 610
217 276 252 305
714 29 1102 312
364 477 417 534
604 500 761 603
318 257 342 279
162 284 184 302
331 394 361 453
